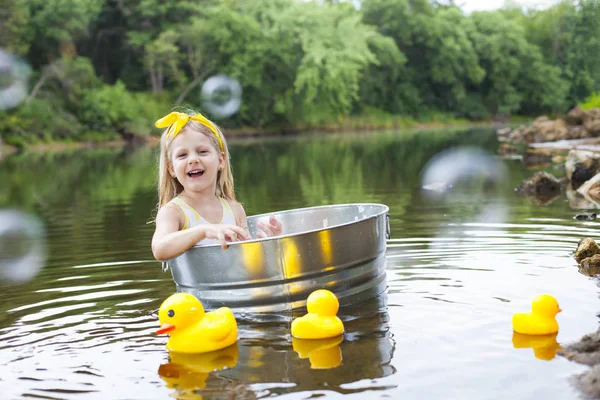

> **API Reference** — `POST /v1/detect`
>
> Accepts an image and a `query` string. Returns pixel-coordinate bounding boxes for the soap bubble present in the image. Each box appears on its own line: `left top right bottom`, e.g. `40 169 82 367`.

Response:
421 147 508 198
0 49 31 110
0 210 47 283
420 147 509 224
201 75 242 118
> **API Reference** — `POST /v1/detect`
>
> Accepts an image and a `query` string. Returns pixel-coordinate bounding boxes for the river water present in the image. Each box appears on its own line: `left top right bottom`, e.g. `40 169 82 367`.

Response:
1 127 599 399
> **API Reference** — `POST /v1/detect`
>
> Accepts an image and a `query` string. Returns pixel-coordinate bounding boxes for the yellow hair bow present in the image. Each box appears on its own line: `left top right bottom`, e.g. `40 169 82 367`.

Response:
155 111 224 151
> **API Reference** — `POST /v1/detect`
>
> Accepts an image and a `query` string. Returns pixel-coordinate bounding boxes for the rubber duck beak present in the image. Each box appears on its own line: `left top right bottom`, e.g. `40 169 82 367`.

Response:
557 308 562 313
156 323 176 334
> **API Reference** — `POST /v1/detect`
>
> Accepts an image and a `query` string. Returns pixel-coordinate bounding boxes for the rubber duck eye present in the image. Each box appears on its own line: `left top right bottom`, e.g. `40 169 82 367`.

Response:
168 309 175 318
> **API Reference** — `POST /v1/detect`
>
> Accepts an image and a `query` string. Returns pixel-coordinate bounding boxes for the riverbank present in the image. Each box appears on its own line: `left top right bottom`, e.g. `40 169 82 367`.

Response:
0 116 518 158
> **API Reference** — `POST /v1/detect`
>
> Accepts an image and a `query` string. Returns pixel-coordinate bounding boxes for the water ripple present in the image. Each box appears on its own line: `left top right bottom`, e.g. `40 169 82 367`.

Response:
4 134 600 399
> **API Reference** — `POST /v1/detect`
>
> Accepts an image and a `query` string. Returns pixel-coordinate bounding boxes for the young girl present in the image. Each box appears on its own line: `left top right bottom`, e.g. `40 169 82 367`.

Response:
151 111 282 261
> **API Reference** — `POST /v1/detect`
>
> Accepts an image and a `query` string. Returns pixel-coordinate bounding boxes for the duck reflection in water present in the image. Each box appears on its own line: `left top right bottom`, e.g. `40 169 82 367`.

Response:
512 332 561 361
292 335 344 369
218 293 395 395
157 293 395 396
158 343 239 391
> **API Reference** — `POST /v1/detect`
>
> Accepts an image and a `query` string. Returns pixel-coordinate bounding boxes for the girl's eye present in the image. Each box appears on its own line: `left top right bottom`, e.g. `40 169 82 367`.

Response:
177 153 186 158
198 150 208 155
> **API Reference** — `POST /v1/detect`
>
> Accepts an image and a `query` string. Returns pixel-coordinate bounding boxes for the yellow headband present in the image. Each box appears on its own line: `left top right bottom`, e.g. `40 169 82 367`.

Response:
155 111 224 151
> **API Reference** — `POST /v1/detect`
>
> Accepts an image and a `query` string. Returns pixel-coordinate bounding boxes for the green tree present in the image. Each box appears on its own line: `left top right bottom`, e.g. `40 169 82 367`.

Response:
194 0 390 126
176 5 267 110
26 56 100 105
357 34 412 115
292 3 380 117
175 17 217 104
423 7 485 112
25 0 103 64
143 30 181 93
260 0 398 122
522 1 573 66
468 11 567 115
0 0 33 56
362 0 484 115
564 0 600 102
523 0 600 105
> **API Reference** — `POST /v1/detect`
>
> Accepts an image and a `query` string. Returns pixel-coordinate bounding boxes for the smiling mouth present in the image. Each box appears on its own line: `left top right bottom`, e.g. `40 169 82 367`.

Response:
187 169 204 177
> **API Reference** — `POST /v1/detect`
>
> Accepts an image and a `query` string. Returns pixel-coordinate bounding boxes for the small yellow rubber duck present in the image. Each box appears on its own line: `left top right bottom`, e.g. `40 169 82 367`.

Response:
291 289 344 339
292 335 343 369
156 292 237 353
512 332 561 361
512 294 561 335
158 344 238 389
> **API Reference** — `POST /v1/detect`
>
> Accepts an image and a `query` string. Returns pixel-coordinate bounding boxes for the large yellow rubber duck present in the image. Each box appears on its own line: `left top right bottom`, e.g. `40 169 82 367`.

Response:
291 289 344 339
156 293 237 353
512 294 561 335
158 344 238 390
512 332 561 361
292 335 343 369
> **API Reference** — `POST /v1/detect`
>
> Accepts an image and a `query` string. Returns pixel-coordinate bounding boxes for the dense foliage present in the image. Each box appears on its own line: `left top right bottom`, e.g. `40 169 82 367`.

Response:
1 0 599 146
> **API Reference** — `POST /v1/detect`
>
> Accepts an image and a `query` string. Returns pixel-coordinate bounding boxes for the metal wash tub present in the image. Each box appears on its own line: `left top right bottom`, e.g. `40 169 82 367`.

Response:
166 203 390 312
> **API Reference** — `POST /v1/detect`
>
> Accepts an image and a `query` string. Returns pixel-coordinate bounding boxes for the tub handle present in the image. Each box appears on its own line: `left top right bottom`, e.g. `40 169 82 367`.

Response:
385 213 391 239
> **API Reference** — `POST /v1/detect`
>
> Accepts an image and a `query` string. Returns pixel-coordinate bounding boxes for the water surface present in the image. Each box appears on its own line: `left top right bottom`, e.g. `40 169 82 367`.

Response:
1 127 599 399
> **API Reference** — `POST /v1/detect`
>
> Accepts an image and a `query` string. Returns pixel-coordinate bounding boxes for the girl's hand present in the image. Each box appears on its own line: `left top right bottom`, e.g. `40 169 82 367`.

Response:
203 224 251 250
257 216 283 238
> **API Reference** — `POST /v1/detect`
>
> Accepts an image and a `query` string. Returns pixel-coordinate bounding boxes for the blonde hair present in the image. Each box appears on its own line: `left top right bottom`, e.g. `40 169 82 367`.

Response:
157 118 236 209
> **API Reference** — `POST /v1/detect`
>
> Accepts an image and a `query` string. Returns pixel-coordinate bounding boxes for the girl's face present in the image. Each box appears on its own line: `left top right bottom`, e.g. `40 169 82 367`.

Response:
168 129 224 195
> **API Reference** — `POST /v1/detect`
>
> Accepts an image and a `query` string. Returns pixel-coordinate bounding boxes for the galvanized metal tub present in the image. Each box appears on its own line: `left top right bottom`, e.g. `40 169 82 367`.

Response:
166 203 390 312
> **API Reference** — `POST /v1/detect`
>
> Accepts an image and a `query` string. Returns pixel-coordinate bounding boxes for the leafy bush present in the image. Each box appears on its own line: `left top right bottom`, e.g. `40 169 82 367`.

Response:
0 98 83 147
456 93 490 121
126 92 174 136
79 82 172 137
0 84 172 148
580 93 600 110
79 81 134 130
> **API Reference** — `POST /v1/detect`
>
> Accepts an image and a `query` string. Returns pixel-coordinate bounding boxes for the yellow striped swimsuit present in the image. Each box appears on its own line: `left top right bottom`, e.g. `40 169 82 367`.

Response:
170 196 237 246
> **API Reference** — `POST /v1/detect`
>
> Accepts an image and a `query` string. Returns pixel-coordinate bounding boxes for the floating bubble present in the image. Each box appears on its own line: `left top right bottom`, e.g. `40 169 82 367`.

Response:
201 75 242 118
421 147 508 197
0 210 47 283
421 147 509 225
0 49 31 110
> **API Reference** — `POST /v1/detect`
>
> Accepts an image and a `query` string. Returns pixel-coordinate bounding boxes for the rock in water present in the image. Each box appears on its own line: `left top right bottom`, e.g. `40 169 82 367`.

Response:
578 254 600 277
574 238 600 263
559 329 600 366
578 173 600 203
572 366 600 399
516 171 562 196
565 150 600 189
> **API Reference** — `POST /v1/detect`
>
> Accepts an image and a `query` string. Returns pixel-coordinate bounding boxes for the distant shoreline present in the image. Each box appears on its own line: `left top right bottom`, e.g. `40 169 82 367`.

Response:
0 118 514 158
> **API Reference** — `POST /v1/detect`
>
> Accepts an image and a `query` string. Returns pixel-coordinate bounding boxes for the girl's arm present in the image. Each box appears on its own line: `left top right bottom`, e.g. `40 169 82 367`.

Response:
152 205 249 260
230 201 250 235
